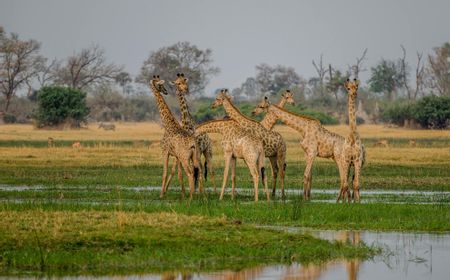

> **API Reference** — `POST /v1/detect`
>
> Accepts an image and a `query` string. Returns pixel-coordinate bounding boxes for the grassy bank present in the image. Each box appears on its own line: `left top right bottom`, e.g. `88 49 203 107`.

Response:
2 197 449 232
0 210 375 276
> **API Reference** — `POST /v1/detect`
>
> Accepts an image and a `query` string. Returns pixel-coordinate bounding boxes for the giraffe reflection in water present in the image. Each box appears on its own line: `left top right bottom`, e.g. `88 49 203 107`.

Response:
156 231 361 280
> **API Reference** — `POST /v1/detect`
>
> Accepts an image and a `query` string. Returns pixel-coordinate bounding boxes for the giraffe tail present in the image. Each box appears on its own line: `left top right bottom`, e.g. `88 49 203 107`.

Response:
194 166 199 187
204 161 208 182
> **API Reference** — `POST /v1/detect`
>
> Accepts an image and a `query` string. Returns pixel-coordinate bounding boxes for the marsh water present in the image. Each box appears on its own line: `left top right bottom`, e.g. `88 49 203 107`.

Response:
49 229 450 280
2 185 449 279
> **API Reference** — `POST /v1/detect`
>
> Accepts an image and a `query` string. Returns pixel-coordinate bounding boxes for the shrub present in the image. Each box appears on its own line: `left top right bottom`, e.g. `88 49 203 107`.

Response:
413 95 450 129
2 113 17 123
380 101 414 126
34 86 90 128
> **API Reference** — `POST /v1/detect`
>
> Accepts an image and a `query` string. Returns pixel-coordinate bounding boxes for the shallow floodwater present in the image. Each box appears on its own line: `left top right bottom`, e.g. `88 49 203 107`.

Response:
47 229 450 280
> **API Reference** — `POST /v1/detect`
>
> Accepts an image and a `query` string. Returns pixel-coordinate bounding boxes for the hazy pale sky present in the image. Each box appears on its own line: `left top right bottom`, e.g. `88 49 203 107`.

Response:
1 0 450 94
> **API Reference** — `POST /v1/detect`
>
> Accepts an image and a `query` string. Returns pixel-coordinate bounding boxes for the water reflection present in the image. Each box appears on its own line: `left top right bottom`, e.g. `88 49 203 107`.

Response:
121 230 448 280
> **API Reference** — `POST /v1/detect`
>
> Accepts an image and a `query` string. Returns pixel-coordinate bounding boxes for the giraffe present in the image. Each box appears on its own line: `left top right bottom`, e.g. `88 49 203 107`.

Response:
212 90 287 198
195 119 269 201
255 89 296 130
149 75 202 199
253 96 354 201
168 73 215 190
337 78 365 202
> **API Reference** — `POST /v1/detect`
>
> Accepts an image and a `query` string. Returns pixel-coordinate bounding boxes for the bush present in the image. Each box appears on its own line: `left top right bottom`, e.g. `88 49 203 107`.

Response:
380 101 414 126
34 86 90 128
413 95 450 129
285 105 339 125
2 113 17 123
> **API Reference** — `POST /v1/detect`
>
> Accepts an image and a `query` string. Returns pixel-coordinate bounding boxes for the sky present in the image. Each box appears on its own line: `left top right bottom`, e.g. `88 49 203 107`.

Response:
1 0 450 95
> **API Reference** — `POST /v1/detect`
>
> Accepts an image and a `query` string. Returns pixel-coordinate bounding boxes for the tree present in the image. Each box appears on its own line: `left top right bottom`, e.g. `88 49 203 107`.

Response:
0 29 44 114
52 45 123 90
413 95 450 128
114 71 132 94
399 45 426 100
428 42 450 96
311 54 327 97
368 59 402 101
255 64 301 95
34 86 90 128
136 42 219 95
350 48 368 79
255 63 274 95
327 66 348 103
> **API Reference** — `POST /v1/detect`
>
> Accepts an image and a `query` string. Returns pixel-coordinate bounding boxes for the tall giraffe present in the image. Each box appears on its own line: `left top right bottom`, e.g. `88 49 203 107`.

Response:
256 90 295 130
169 73 215 189
196 119 269 201
253 97 353 201
212 90 287 198
338 79 365 202
149 75 201 199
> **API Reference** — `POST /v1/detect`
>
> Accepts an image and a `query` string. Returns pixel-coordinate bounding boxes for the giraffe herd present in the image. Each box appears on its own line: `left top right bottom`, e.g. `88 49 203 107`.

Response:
150 74 364 202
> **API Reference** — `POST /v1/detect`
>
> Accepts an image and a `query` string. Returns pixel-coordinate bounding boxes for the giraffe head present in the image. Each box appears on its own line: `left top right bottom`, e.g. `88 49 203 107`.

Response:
281 89 295 105
150 75 168 95
171 73 189 94
344 78 359 98
211 89 231 108
251 96 270 116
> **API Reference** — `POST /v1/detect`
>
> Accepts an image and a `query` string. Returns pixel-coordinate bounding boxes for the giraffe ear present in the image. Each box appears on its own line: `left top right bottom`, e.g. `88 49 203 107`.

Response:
158 79 165 85
184 78 189 83
169 81 175 85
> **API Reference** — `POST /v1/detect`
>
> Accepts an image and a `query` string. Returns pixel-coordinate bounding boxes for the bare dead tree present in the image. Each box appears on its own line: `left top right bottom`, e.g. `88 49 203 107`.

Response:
351 48 368 79
414 52 426 99
399 45 412 100
0 32 44 113
37 58 57 87
312 54 327 97
53 45 123 90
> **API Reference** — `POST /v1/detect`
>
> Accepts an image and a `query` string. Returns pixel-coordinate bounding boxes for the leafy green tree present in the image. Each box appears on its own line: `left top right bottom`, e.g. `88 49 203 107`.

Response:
428 42 450 96
413 95 450 128
368 59 402 101
255 64 301 96
136 42 220 95
35 86 89 128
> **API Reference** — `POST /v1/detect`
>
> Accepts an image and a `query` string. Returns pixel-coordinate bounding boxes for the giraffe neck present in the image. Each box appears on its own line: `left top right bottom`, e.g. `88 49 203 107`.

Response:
268 105 314 137
348 93 357 143
260 98 288 130
222 98 259 127
196 119 234 135
151 87 181 134
176 92 196 133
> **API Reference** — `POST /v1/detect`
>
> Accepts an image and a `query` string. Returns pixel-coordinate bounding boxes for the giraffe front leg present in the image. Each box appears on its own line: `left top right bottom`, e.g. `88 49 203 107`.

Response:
230 157 237 200
177 160 185 197
180 159 195 200
204 149 216 193
303 152 316 200
160 152 170 198
164 159 177 193
353 160 362 203
277 151 286 199
337 162 350 203
269 157 278 197
220 153 232 200
248 164 259 202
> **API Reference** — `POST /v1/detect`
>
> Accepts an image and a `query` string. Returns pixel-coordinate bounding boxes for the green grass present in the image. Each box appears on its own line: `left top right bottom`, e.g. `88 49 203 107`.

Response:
1 162 449 191
0 210 375 277
1 194 449 232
